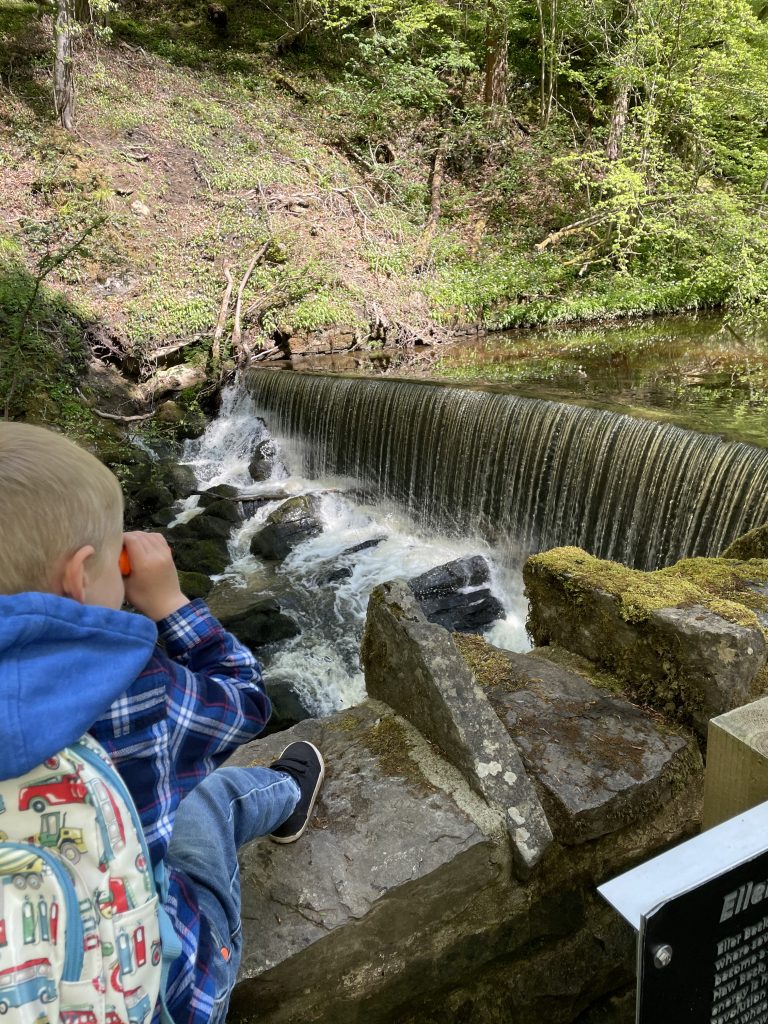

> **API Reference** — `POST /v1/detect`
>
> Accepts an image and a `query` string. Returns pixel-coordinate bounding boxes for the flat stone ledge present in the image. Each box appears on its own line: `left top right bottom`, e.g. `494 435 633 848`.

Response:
226 702 505 1023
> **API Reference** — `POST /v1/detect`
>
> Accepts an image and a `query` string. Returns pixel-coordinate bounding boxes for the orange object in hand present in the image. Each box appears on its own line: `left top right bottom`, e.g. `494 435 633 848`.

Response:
119 546 132 577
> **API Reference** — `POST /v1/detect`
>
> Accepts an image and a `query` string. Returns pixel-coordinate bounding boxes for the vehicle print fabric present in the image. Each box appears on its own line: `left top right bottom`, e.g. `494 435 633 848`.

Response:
0 736 162 1024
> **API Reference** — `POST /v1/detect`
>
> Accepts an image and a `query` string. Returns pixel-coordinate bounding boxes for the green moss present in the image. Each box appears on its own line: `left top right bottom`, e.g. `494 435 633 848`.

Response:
452 633 526 692
360 716 433 792
527 547 701 623
722 525 768 560
528 548 768 629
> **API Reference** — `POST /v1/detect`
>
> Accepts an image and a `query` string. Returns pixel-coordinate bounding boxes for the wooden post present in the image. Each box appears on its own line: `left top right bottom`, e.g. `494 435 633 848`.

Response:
702 697 768 830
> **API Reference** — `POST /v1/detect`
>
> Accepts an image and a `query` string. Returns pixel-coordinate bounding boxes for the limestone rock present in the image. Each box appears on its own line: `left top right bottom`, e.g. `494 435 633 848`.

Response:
361 580 553 875
474 647 702 843
407 555 504 633
524 548 768 733
218 596 300 649
225 704 501 1024
250 494 324 561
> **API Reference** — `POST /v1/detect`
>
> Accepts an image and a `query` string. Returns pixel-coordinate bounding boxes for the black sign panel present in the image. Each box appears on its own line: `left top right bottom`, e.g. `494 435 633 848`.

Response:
639 847 768 1024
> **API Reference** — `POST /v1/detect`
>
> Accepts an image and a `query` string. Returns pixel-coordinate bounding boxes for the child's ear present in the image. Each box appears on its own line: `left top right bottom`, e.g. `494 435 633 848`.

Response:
59 545 95 604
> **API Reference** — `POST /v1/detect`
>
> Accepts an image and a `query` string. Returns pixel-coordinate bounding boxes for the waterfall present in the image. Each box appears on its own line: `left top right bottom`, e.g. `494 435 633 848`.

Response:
245 370 768 570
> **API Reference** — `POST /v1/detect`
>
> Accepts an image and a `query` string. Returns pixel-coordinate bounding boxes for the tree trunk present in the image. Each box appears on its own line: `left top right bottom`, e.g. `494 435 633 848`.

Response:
483 15 508 107
605 81 630 161
74 0 90 21
53 0 75 131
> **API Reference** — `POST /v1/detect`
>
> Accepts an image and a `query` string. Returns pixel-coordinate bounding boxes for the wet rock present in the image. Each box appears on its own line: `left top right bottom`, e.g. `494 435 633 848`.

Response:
200 498 242 523
177 570 214 600
157 460 197 499
198 484 240 505
249 438 286 482
133 482 174 514
169 513 232 541
250 494 324 561
169 537 230 575
362 580 553 876
314 537 386 586
407 555 504 633
263 680 314 734
218 596 300 648
150 507 176 528
473 646 701 844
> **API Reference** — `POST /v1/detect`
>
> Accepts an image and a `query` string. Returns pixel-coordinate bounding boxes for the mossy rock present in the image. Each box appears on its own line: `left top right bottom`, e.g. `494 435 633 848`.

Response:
199 484 240 505
157 459 197 499
178 570 214 600
170 537 230 574
722 524 768 560
524 547 768 732
133 482 174 514
525 547 768 630
168 513 233 541
201 498 242 524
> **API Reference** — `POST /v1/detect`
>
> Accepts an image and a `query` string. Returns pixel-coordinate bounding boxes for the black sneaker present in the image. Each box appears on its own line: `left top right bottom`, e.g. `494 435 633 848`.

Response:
269 740 325 844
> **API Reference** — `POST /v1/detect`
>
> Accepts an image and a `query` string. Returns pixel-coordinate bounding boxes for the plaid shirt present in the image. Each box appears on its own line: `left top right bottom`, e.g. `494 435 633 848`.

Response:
89 599 271 1024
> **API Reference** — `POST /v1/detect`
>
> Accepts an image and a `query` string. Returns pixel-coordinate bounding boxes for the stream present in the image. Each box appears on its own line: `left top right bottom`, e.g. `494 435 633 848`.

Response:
178 387 528 719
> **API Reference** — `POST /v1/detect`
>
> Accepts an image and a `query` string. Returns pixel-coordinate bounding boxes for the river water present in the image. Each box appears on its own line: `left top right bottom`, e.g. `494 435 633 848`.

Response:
178 315 768 720
180 388 528 718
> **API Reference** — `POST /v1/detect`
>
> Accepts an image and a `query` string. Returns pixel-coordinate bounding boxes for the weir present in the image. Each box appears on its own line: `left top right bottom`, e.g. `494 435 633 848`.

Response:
245 370 768 570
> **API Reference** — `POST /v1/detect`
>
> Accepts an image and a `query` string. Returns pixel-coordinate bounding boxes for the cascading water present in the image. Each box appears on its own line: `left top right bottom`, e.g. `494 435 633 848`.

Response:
244 370 768 570
180 388 527 716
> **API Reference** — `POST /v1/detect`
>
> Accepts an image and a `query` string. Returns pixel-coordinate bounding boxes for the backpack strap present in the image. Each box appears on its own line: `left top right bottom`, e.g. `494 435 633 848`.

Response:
155 859 183 1024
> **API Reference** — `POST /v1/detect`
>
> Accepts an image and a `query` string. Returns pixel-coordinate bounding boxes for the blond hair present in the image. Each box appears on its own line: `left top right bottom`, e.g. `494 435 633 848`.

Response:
0 423 124 594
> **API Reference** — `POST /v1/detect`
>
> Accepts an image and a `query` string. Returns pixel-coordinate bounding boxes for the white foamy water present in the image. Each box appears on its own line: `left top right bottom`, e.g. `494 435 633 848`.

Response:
180 386 530 717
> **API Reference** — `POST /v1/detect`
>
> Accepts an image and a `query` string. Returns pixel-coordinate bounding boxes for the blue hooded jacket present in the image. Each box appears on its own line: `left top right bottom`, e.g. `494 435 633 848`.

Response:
0 592 158 781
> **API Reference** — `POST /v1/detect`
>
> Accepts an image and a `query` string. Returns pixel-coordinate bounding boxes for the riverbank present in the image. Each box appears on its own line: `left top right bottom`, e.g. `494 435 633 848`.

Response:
3 0 767 439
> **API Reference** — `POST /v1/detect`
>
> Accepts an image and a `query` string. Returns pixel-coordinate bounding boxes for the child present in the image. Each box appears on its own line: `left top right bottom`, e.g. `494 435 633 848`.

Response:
0 421 324 1024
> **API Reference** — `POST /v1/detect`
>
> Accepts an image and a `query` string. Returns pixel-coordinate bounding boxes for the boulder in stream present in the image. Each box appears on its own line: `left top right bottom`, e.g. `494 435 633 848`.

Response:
250 494 324 561
407 555 504 633
169 537 230 575
249 438 286 482
218 596 300 648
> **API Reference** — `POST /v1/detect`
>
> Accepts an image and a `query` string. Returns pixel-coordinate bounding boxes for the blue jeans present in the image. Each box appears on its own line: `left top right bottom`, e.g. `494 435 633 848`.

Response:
166 766 300 1023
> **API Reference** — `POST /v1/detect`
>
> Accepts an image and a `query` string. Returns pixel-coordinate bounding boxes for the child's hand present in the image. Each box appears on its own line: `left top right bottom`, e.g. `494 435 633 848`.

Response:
122 532 189 622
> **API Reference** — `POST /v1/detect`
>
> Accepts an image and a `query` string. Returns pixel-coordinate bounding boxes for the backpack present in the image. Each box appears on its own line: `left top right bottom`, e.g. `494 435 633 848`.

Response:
0 733 179 1024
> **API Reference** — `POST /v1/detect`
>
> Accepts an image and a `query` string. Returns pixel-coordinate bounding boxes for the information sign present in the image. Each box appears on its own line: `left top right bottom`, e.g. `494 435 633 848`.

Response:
599 800 768 1024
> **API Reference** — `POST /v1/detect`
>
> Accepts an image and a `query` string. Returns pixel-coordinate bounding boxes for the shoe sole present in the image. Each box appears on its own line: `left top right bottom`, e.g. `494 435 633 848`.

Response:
270 741 325 844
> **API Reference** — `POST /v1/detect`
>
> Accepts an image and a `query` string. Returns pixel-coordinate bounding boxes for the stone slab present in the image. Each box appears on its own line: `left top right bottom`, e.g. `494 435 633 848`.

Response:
361 580 553 875
225 702 505 1023
476 649 702 843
